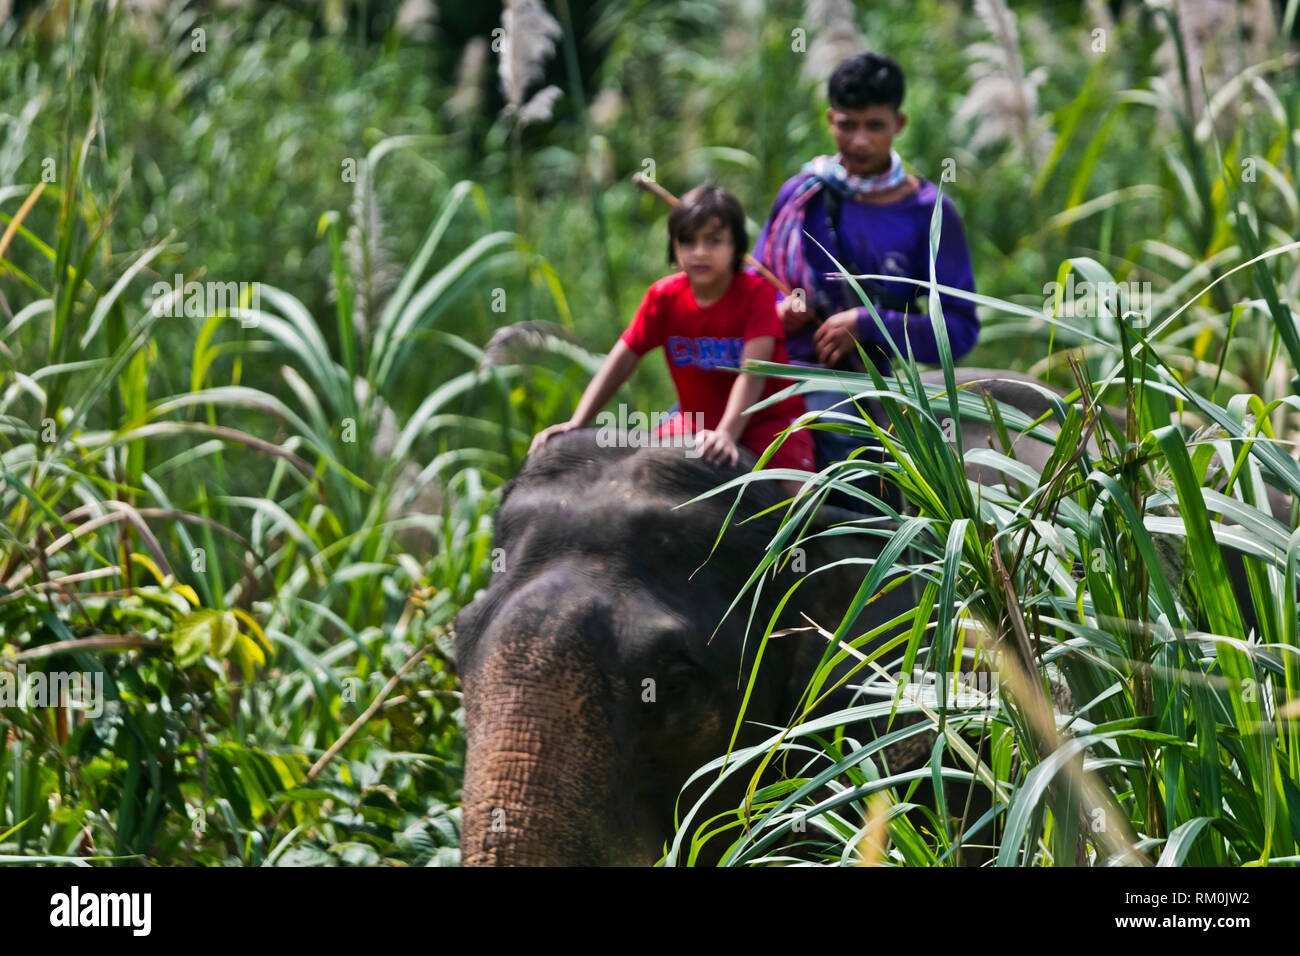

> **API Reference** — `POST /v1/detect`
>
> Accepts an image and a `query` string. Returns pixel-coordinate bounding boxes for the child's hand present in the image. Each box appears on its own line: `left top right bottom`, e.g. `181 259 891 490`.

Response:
693 428 741 467
529 422 577 456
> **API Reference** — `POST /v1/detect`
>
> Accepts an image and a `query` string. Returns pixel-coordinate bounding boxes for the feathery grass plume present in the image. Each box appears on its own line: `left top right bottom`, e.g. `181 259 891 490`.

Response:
336 162 399 347
498 0 565 127
516 83 564 127
348 192 397 344
499 0 564 244
952 0 1052 164
480 319 594 370
801 0 866 84
447 36 488 120
1149 0 1277 123
395 0 437 42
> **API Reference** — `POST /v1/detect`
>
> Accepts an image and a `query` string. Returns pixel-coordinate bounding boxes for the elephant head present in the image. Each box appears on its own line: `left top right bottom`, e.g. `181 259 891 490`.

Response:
454 429 897 866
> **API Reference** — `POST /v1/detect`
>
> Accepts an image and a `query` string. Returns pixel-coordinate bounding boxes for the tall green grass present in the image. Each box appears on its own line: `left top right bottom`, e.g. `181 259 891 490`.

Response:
652 4 1300 866
5 0 1298 868
668 194 1300 869
0 1 598 865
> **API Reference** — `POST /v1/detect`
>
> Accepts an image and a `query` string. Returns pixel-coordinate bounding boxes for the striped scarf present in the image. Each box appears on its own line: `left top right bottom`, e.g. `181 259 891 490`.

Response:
759 150 907 297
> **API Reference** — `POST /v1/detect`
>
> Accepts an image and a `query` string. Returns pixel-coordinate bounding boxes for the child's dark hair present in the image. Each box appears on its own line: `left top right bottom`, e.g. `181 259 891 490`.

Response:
828 52 905 111
667 184 747 274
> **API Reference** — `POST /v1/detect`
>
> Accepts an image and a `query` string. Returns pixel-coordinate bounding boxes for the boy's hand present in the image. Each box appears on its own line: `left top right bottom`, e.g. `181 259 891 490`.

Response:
693 428 741 467
529 422 577 456
813 309 860 366
778 294 813 333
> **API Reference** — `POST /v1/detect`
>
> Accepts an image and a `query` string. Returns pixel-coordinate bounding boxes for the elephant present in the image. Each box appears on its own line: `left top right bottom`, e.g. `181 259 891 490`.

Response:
453 368 1292 866
453 424 908 866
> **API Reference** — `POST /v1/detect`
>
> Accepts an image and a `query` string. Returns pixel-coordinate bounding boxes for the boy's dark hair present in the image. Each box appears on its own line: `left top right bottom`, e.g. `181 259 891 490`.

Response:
828 52 905 111
667 184 747 274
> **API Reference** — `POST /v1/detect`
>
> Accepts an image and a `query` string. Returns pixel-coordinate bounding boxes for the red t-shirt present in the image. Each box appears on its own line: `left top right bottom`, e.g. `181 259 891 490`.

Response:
620 271 807 437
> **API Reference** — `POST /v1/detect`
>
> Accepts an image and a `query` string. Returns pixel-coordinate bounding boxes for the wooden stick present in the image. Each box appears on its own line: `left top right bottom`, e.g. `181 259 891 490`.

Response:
632 173 793 297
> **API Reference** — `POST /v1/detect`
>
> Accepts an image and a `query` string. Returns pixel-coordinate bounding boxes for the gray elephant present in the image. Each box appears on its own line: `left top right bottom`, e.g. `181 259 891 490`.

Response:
453 430 901 865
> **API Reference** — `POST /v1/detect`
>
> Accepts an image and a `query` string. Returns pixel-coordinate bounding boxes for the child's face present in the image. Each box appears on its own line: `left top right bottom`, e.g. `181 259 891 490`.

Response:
673 217 734 287
826 104 906 178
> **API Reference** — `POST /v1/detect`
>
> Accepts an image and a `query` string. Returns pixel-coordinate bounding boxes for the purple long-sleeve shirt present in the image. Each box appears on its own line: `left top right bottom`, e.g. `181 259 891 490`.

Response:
753 175 979 367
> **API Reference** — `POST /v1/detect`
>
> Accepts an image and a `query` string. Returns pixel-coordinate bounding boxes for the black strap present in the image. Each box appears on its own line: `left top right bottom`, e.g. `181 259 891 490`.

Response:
820 190 913 315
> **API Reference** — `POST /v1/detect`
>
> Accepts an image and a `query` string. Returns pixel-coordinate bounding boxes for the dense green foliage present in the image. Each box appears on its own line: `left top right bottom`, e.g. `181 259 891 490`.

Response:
1 0 1298 865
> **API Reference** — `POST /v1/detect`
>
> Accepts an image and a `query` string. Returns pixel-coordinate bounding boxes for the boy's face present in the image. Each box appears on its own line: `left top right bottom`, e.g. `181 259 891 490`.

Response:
673 217 734 287
826 104 906 178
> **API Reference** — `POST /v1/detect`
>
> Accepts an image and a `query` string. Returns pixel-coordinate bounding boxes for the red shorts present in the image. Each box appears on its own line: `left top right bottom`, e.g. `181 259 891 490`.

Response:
657 413 816 472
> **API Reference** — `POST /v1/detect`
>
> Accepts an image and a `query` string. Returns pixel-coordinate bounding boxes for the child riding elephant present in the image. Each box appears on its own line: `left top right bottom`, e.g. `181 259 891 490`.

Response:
531 185 815 499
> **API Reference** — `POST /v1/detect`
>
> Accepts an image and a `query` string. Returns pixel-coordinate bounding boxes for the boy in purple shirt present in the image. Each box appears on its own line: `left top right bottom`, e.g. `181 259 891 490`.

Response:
754 52 978 373
752 53 979 507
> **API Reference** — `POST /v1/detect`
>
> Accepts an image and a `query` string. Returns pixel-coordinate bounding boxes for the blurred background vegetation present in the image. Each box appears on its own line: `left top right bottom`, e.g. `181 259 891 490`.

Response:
1 0 1298 865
